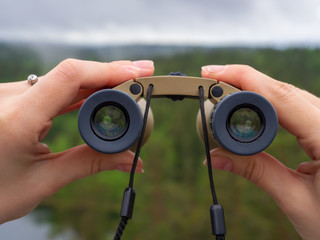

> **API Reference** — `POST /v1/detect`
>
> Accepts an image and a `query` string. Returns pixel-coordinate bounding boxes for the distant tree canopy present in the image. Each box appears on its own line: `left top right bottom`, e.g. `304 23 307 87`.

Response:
1 43 319 240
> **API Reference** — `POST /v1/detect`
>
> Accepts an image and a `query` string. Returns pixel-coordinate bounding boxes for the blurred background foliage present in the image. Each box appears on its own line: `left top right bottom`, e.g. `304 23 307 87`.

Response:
1 43 319 239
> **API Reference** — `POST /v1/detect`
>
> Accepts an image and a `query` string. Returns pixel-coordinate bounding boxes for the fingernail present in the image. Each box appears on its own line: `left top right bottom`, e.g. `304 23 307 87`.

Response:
203 156 232 171
133 60 154 77
116 164 144 173
133 60 154 69
39 143 51 154
202 65 226 73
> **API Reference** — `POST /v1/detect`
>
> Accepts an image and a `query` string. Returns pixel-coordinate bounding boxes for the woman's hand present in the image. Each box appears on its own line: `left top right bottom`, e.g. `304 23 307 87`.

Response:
202 65 320 240
0 59 154 223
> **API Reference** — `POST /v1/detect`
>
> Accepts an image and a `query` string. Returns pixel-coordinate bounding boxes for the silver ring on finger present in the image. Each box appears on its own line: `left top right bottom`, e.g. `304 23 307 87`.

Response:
27 74 38 86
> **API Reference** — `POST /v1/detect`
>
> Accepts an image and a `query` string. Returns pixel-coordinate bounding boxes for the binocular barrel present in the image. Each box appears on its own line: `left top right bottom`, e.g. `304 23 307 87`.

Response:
78 76 278 155
197 91 278 155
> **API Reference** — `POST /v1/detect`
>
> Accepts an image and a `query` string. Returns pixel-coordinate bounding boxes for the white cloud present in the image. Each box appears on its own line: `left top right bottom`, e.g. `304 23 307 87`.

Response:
0 0 320 46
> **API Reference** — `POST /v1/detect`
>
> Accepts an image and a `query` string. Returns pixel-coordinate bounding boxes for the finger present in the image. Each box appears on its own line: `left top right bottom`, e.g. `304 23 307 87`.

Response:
59 100 85 115
0 81 31 103
58 88 99 115
0 62 137 106
202 65 320 108
39 145 143 195
297 161 320 175
206 148 313 213
21 59 154 122
206 148 320 238
298 89 320 109
201 65 320 160
55 61 155 114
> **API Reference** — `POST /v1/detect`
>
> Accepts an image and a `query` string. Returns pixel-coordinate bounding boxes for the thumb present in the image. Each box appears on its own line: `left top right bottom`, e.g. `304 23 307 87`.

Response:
207 148 301 209
40 145 143 195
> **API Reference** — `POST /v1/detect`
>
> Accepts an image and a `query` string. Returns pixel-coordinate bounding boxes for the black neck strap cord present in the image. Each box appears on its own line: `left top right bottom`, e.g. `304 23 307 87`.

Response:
113 85 226 240
113 84 154 240
199 86 226 240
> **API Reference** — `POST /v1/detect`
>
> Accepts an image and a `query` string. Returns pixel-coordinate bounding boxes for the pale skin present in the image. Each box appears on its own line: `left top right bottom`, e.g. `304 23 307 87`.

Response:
1 60 318 239
201 65 320 240
0 59 154 224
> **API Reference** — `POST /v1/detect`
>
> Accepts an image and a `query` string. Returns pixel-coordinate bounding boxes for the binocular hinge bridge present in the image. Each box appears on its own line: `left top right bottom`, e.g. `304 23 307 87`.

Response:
113 76 240 104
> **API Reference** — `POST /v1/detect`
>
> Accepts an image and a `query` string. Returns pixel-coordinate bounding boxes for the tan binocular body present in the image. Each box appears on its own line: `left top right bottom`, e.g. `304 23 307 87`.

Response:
114 75 240 150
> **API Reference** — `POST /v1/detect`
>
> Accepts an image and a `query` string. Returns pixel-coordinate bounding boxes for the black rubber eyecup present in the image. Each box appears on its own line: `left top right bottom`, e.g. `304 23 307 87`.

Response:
78 89 143 154
212 91 278 155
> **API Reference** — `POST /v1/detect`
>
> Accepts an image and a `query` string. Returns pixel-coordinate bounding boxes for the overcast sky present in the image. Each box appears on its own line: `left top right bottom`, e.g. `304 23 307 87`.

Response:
0 1 320 239
0 0 320 46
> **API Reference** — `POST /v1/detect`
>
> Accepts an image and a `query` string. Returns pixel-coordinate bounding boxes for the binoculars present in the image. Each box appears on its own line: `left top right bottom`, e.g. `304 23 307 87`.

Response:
78 75 278 156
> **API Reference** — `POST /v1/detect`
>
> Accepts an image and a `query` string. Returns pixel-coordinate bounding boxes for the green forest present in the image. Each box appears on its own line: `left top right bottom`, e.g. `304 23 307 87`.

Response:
1 43 320 240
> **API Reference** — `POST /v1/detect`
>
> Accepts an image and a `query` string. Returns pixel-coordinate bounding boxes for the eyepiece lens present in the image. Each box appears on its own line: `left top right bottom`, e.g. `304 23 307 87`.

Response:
92 104 129 140
229 107 262 142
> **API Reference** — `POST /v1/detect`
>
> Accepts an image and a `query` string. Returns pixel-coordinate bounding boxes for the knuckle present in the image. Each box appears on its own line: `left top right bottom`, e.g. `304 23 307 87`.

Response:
104 62 116 73
104 62 120 76
102 62 126 84
238 65 253 78
238 64 255 72
233 64 255 76
54 58 80 83
228 64 255 88
90 157 103 175
240 159 265 185
274 81 298 101
298 134 320 161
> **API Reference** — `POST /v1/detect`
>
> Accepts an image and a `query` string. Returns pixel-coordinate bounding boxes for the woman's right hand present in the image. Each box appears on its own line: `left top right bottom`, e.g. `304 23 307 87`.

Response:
202 64 320 240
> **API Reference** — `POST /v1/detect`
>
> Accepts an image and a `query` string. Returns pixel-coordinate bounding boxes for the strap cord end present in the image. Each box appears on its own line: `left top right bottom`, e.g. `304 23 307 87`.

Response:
210 204 226 238
113 188 136 240
120 187 136 219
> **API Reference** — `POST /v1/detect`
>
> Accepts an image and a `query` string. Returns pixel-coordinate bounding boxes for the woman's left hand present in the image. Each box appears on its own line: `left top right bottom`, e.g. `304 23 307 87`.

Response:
0 59 154 223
